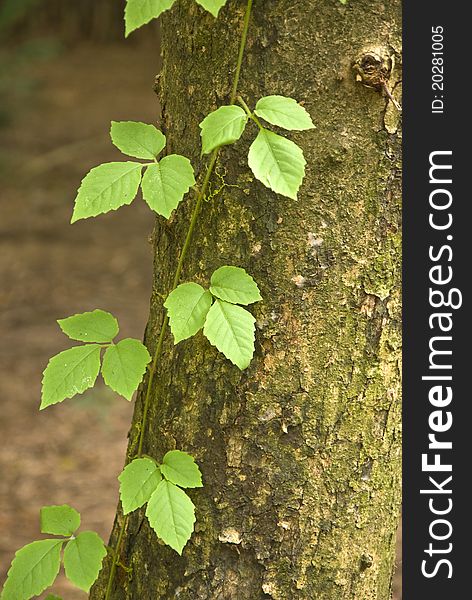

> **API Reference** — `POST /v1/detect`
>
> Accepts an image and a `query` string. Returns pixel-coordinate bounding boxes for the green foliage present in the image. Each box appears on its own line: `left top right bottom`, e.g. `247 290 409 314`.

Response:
204 299 256 370
41 311 151 408
210 266 261 305
58 309 119 344
160 450 203 488
44 595 62 600
119 457 162 514
101 339 151 401
1 504 106 599
71 162 143 223
40 345 101 410
63 532 107 592
254 95 315 131
248 128 306 200
141 155 196 218
118 451 202 554
164 283 213 343
124 0 177 37
111 121 166 160
0 539 63 600
146 480 196 555
40 505 81 537
195 0 228 17
199 105 248 155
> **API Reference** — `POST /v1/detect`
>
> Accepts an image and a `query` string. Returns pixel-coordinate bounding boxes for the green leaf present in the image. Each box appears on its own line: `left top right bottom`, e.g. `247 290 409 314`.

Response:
194 0 228 17
146 480 195 555
160 450 203 488
199 105 247 155
40 505 81 537
203 299 256 370
164 283 213 344
44 595 62 600
63 531 107 593
0 539 63 600
210 266 262 306
141 155 196 219
41 345 101 410
111 121 166 160
101 338 151 401
254 95 315 131
248 129 306 200
71 162 143 223
57 309 119 344
118 458 162 515
124 0 177 36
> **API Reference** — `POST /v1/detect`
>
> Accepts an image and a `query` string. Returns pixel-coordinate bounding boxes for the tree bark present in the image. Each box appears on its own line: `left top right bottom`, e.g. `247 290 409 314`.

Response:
93 0 402 598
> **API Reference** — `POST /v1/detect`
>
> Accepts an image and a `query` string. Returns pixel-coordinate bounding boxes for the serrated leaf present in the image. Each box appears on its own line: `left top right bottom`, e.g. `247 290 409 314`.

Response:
194 0 228 17
255 96 315 131
119 458 162 515
124 0 177 36
41 345 101 410
63 532 107 593
58 309 119 344
101 338 151 401
111 121 166 160
71 162 143 223
40 505 81 537
164 283 213 344
248 129 306 200
203 299 255 370
141 155 195 219
160 450 203 488
0 539 63 600
146 480 195 555
199 105 247 155
210 266 262 306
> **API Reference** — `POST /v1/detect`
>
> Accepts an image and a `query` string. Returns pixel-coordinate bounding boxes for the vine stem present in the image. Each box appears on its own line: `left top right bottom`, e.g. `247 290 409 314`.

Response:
104 1 253 597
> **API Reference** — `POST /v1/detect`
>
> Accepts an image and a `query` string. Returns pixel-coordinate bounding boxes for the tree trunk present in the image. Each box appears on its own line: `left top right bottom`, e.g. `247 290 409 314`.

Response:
93 0 402 598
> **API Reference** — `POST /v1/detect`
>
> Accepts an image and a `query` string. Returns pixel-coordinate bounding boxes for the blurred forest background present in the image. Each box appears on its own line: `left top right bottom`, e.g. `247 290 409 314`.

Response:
0 1 400 598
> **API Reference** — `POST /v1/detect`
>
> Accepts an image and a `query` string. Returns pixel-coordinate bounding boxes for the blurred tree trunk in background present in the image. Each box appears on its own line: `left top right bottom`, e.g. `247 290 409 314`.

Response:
0 0 128 41
93 0 402 598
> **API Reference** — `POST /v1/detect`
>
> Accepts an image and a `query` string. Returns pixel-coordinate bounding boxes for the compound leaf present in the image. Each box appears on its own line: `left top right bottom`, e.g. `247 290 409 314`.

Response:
203 299 255 370
210 266 261 305
146 480 195 555
160 450 203 488
125 0 177 36
141 155 195 219
63 532 107 593
71 162 143 223
164 283 213 344
0 539 63 600
101 338 151 401
199 105 247 155
248 129 306 200
40 505 81 537
119 458 162 515
58 309 119 344
41 345 101 410
111 121 166 160
255 95 314 131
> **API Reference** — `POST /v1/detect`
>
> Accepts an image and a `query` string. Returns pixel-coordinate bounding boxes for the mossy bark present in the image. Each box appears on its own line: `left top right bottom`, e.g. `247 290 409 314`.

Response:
92 0 402 598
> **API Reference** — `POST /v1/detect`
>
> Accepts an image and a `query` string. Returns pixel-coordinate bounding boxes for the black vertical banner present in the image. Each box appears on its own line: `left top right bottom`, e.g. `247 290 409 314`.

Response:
403 2 467 598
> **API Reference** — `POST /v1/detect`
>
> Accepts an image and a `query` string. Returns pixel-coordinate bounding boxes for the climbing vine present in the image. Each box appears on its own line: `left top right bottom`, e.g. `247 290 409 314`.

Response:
0 0 315 598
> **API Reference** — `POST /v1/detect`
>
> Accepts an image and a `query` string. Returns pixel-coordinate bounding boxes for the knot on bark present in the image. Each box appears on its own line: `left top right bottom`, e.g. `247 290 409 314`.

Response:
352 49 392 91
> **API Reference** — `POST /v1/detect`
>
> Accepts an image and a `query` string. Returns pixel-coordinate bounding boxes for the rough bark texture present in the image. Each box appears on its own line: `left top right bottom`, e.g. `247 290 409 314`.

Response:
92 0 402 598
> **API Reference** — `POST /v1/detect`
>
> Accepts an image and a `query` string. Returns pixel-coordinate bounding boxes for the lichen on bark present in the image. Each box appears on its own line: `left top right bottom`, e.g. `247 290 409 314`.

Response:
91 1 402 598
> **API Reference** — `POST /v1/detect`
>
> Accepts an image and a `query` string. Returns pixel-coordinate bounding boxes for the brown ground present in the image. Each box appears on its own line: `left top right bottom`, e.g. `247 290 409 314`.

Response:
0 34 401 600
0 37 157 598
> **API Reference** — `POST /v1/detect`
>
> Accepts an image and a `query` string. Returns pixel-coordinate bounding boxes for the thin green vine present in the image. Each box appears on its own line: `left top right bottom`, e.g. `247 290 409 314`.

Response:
104 2 254 596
